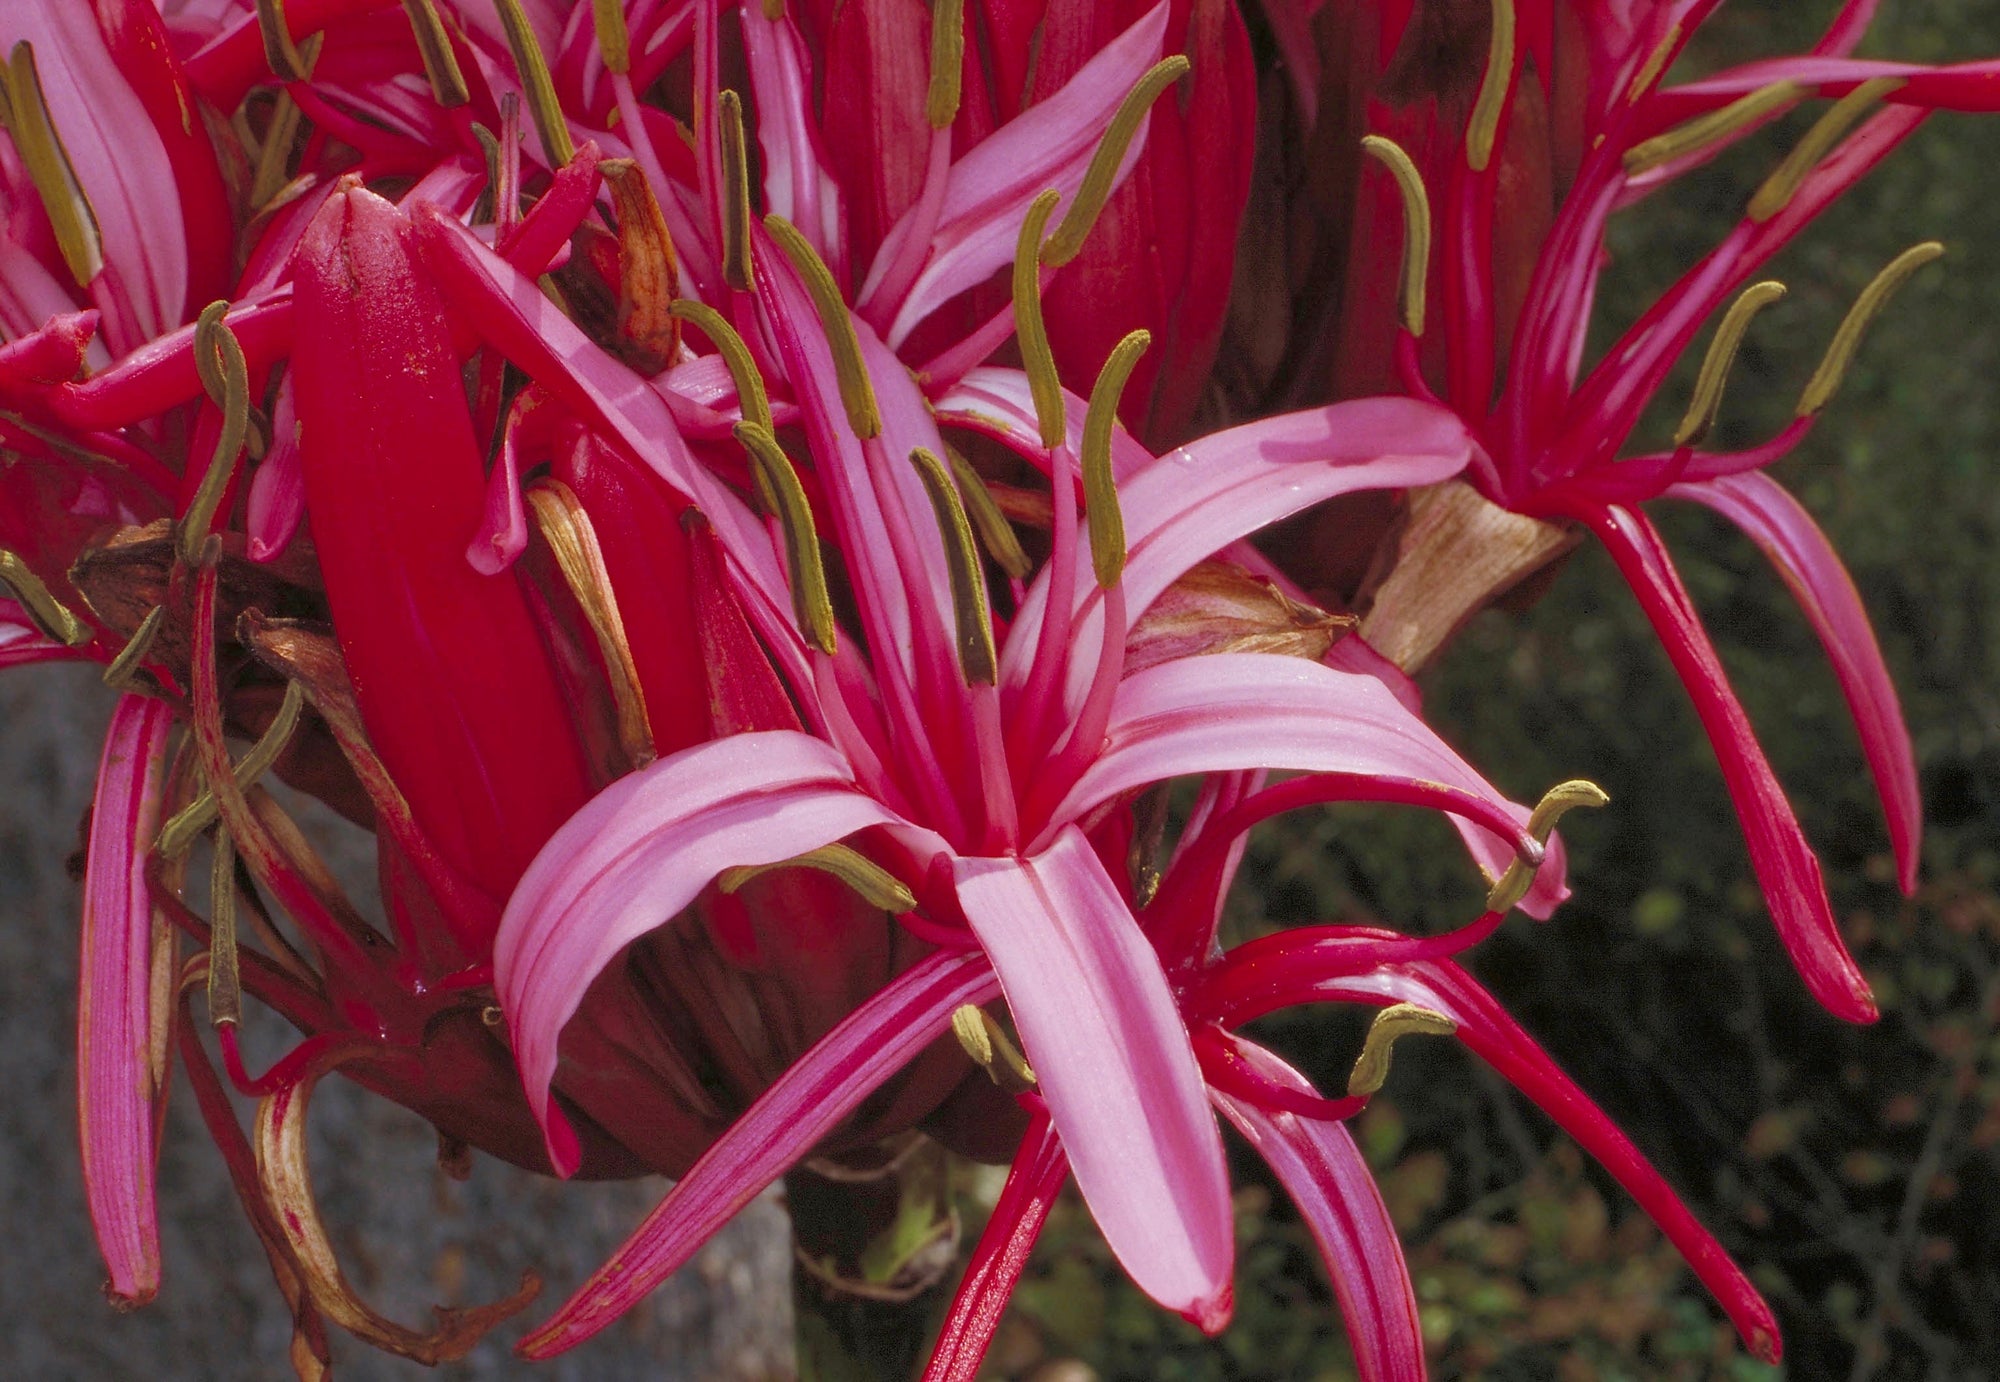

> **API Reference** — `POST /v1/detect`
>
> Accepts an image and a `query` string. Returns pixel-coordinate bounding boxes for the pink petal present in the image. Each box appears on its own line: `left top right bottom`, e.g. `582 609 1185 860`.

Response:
953 826 1234 1329
1198 933 1782 1365
1577 501 1875 1022
1668 473 1919 893
519 950 999 1357
495 731 910 1174
922 1107 1068 1382
871 3 1171 345
246 371 304 563
78 693 176 1305
1208 1034 1424 1382
1045 654 1540 901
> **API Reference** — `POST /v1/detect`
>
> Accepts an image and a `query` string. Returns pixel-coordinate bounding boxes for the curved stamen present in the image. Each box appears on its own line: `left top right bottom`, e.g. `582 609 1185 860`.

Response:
254 0 312 81
910 446 998 685
1485 779 1609 913
1013 190 1066 447
926 0 965 131
180 304 252 563
0 549 91 647
1041 56 1191 268
1362 136 1432 337
1749 77 1903 223
720 90 755 292
156 680 307 858
1466 0 1517 173
494 0 574 165
102 606 166 690
945 443 1031 580
402 0 469 106
1081 330 1149 590
0 42 104 287
1797 241 1944 418
669 299 773 433
1624 80 1805 177
1347 1004 1456 1097
527 480 656 765
766 216 882 438
1674 280 1787 448
951 1004 1037 1093
721 844 917 913
733 421 839 654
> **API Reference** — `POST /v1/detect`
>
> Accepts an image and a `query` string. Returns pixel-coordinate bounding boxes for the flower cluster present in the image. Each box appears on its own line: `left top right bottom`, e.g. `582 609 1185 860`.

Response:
0 1 1981 1377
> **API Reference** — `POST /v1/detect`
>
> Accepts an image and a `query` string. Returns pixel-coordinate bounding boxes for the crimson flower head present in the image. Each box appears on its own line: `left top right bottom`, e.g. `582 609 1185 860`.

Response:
1261 0 2000 1023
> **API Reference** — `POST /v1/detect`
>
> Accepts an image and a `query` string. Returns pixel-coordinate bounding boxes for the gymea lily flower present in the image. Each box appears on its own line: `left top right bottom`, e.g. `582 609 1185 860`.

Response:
1266 0 2000 1022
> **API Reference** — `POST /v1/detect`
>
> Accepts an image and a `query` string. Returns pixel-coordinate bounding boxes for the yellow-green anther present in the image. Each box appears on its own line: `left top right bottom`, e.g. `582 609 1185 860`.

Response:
1040 56 1190 267
400 0 469 107
951 1005 1036 1090
102 605 166 690
527 481 654 765
1081 330 1147 590
0 549 90 647
494 0 574 166
250 34 321 209
669 299 773 432
1797 241 1945 418
1 43 104 288
591 0 631 75
1626 22 1682 105
1624 79 1804 176
733 421 839 654
945 444 1031 579
208 828 242 1027
157 681 307 858
1673 280 1787 448
1347 1003 1456 1097
1749 78 1903 224
910 446 998 684
720 843 916 913
719 90 755 292
1466 0 1516 172
1485 779 1609 912
766 216 883 439
927 0 965 130
255 0 311 80
180 304 251 565
1361 135 1431 337
763 0 786 17
1013 189 1066 448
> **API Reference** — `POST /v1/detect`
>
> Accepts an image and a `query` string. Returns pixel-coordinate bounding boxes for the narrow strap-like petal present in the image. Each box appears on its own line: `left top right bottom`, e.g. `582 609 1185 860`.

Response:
953 826 1234 1329
78 692 176 1305
1667 473 1919 893
519 950 998 1357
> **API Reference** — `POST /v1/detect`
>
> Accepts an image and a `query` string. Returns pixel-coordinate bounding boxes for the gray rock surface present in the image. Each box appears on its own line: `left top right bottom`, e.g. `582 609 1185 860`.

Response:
0 663 796 1380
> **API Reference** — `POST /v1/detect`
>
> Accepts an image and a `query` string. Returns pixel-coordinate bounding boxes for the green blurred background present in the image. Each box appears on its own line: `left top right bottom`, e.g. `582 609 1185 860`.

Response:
978 4 2000 1378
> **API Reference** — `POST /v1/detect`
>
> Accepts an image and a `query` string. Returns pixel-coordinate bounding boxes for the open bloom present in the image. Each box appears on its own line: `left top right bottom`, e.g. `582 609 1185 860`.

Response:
1258 0 2000 1022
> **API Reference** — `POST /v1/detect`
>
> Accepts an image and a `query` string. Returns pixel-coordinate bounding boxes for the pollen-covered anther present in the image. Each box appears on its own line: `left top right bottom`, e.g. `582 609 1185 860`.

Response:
1081 330 1149 589
1013 189 1067 448
180 303 253 564
720 843 917 913
1623 80 1806 176
669 299 773 433
1674 280 1787 448
254 0 313 81
1625 22 1683 105
1039 55 1191 268
927 0 965 130
590 0 631 76
102 605 166 690
402 0 469 106
254 1050 542 1363
1797 241 1945 418
732 420 839 654
1466 0 1517 173
248 33 323 210
602 159 682 372
1360 136 1431 337
944 444 1031 579
0 549 91 647
1347 1003 1457 1098
950 1004 1037 1093
720 91 755 292
910 446 998 684
1485 779 1610 913
765 216 882 439
494 0 574 165
207 829 242 1027
1749 78 1905 224
157 679 307 858
0 41 104 287
527 480 656 765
